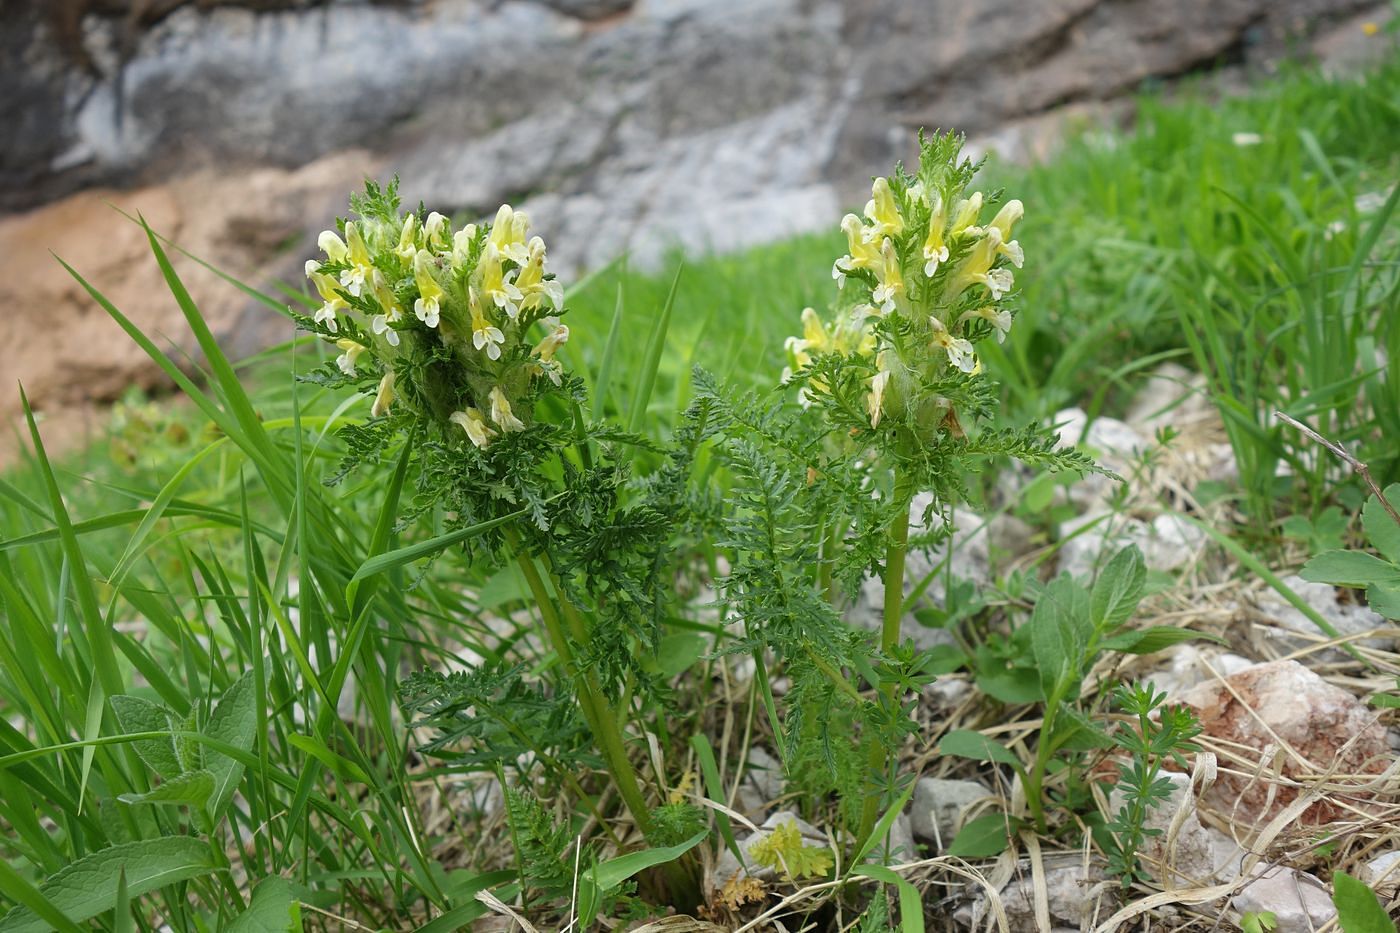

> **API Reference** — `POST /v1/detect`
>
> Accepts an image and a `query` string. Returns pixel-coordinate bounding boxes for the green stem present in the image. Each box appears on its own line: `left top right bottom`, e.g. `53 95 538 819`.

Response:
856 464 916 850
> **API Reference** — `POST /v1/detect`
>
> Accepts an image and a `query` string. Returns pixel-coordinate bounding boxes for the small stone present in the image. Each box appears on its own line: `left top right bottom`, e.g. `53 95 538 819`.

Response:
868 813 918 864
1107 771 1244 885
743 745 783 808
909 777 991 848
1359 851 1400 898
1057 510 1206 580
1149 645 1255 700
1125 362 1212 435
1050 407 1147 509
1230 865 1337 933
1178 660 1390 826
959 856 1113 931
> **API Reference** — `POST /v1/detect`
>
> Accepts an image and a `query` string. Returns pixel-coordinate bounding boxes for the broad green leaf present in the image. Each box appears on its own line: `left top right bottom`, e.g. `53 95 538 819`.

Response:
1301 550 1400 588
109 696 181 780
1368 583 1400 621
1090 545 1147 631
1099 626 1223 655
228 877 301 933
939 730 1022 769
0 837 216 933
117 770 214 808
654 632 707 679
852 865 925 933
946 813 1011 858
1363 487 1400 565
976 666 1042 705
1031 575 1091 701
1332 871 1396 933
204 671 257 820
589 831 707 891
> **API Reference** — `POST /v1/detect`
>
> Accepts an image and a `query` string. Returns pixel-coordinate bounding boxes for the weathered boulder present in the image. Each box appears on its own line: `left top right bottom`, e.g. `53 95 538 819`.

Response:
1229 864 1337 933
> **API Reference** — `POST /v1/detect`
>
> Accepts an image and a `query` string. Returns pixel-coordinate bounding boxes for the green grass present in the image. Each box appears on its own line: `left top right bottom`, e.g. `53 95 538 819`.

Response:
1 49 1398 930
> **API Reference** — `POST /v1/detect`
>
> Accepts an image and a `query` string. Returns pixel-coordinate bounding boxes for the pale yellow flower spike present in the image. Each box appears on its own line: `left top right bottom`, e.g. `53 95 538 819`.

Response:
864 177 905 239
949 191 984 239
308 268 347 332
339 222 376 297
488 205 531 266
413 250 444 328
317 230 348 264
479 244 524 319
423 212 449 251
369 272 403 347
450 408 497 449
370 372 396 418
334 338 365 375
832 214 882 285
946 226 1013 301
468 289 506 360
489 386 526 432
987 199 1025 268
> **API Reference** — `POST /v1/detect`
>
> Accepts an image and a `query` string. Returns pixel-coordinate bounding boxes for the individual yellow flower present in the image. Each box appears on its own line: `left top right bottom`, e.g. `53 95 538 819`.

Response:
317 229 349 264
871 238 904 313
334 338 366 375
868 368 891 428
948 191 984 239
370 372 395 418
412 249 444 328
393 214 420 261
369 272 403 347
929 316 977 372
423 211 449 251
305 261 347 332
452 224 478 264
488 205 530 266
338 222 376 297
987 199 1024 268
514 237 563 311
957 305 1012 343
832 214 882 286
468 288 506 360
449 407 497 449
488 386 526 432
478 244 524 319
945 227 1013 301
921 193 949 277
864 177 905 239
533 322 570 361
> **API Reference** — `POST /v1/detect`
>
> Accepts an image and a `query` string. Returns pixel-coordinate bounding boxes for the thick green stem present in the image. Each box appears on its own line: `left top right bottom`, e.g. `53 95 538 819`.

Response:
855 465 916 851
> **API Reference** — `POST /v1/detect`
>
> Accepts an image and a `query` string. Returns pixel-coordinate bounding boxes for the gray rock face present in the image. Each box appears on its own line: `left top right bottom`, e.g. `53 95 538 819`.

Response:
1230 864 1337 933
909 776 991 848
4 0 1380 216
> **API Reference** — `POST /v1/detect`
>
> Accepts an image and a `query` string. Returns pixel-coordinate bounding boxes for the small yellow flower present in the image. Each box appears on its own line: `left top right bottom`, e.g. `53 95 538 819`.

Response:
868 368 891 428
832 214 882 286
922 192 949 277
958 305 1013 343
393 214 420 261
514 237 563 311
949 191 984 239
987 199 1024 268
864 177 905 239
929 316 977 372
488 386 526 432
945 227 1013 301
449 407 497 449
423 211 449 251
533 322 570 362
412 249 444 328
488 205 531 266
334 338 366 374
452 224 478 264
369 272 403 347
871 238 904 313
468 288 506 360
1363 21 1380 36
478 244 524 319
305 262 346 332
370 372 395 418
317 230 348 264
338 222 376 298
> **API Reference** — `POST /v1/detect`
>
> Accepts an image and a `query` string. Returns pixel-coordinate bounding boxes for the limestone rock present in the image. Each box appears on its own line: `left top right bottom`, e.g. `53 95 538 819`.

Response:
956 855 1113 931
1057 511 1207 580
1148 645 1256 700
1125 362 1213 435
869 813 918 864
1254 573 1393 659
1107 771 1245 885
1178 659 1390 826
909 776 991 848
1050 407 1147 509
735 746 783 821
1358 850 1400 898
1230 865 1337 933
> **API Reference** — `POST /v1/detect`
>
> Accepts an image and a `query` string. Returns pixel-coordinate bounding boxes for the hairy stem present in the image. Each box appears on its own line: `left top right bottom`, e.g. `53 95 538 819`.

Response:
856 464 916 850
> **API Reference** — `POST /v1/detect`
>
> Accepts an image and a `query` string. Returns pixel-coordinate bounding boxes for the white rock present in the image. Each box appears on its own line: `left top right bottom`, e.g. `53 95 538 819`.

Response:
1230 865 1337 933
1124 363 1212 435
909 777 991 848
1050 407 1147 509
958 856 1112 931
741 745 783 813
1149 644 1255 700
1359 851 1400 898
712 810 828 890
1107 771 1245 885
1058 510 1206 580
869 813 919 864
1254 573 1393 658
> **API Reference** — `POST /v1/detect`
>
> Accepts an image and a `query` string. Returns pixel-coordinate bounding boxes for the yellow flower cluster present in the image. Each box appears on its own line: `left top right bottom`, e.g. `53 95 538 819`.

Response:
305 199 568 449
787 136 1024 434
